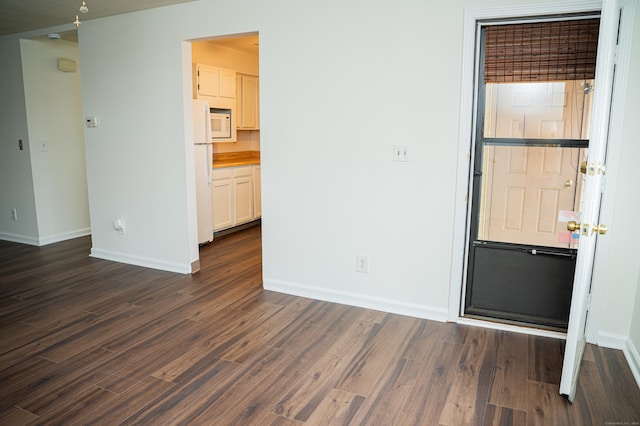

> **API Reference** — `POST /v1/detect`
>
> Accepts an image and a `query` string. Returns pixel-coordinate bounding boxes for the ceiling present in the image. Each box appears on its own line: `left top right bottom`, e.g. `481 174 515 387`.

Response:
204 36 259 56
0 0 196 37
1 0 259 55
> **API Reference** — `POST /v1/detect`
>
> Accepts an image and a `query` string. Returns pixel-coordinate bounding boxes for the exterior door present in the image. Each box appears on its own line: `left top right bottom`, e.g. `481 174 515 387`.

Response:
465 17 600 330
482 80 590 249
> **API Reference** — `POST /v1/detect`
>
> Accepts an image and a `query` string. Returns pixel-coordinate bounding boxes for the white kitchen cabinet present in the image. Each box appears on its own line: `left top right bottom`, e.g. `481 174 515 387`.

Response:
233 166 254 225
211 168 233 231
253 165 262 218
236 74 259 130
211 165 261 232
194 64 236 100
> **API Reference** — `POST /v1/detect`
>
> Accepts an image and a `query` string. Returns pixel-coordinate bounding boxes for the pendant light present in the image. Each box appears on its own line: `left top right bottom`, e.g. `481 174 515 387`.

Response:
73 1 89 29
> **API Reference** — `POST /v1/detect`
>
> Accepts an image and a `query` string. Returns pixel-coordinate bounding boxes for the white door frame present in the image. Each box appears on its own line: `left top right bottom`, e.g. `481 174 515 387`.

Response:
583 0 636 347
448 0 626 341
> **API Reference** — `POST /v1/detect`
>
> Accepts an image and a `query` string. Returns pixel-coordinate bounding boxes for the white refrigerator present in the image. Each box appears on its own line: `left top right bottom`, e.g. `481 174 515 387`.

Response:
193 99 214 244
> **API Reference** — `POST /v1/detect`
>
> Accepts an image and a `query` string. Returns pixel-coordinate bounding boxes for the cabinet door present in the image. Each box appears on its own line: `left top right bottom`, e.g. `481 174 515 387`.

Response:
241 75 258 129
197 65 220 98
253 165 262 218
211 174 234 231
236 74 260 130
234 175 254 225
219 69 237 99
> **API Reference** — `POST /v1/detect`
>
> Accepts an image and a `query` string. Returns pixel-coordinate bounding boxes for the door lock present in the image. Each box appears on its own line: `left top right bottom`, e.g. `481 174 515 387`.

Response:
579 161 606 176
567 221 607 235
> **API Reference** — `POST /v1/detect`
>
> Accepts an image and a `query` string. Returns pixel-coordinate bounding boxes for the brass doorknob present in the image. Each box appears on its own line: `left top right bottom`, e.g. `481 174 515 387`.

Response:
567 221 581 232
593 224 608 235
580 161 587 174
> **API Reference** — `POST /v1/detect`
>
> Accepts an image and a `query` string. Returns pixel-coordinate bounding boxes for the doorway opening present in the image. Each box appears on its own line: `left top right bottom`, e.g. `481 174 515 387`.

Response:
188 33 262 271
463 17 600 330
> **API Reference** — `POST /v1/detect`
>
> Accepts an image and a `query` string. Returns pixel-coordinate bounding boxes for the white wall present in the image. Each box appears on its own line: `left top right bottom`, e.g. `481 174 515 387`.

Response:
20 38 90 244
0 36 39 244
0 30 90 247
25 0 634 345
74 0 551 316
78 9 198 273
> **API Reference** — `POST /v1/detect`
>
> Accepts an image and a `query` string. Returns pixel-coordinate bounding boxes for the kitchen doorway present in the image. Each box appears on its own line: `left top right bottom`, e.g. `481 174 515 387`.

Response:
463 17 600 330
186 33 262 272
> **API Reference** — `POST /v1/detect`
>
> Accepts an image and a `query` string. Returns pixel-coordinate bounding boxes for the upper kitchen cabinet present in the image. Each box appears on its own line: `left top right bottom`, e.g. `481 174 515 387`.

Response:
194 64 236 100
236 74 260 130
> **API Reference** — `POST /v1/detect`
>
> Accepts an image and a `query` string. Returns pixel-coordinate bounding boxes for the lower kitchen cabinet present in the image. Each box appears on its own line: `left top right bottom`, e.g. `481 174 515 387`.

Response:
211 168 233 231
233 166 254 225
212 165 261 232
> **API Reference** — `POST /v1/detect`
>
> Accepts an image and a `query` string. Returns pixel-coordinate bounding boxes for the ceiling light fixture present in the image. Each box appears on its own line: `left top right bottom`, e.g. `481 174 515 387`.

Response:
79 0 89 14
74 14 81 28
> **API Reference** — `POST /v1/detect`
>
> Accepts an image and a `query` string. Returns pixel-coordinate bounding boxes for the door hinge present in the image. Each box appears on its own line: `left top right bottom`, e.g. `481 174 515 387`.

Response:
614 44 619 65
586 292 592 312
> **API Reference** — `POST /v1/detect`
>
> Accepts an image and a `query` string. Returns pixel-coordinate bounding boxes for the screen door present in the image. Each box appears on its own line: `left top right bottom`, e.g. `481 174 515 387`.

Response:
464 18 599 330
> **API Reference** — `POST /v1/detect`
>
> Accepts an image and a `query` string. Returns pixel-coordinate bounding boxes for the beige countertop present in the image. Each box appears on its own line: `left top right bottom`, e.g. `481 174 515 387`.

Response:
213 151 260 168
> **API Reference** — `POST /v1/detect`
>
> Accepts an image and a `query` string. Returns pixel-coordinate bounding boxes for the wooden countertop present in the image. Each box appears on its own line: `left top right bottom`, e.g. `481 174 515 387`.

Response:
213 151 260 168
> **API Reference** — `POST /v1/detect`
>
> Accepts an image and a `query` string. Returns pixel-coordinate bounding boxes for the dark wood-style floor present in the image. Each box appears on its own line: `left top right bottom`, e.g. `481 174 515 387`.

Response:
0 225 639 425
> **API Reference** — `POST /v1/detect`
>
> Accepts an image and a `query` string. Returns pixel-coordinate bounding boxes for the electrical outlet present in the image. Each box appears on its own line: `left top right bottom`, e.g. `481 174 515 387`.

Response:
39 140 48 152
113 219 126 235
10 208 17 221
356 255 369 273
18 139 24 151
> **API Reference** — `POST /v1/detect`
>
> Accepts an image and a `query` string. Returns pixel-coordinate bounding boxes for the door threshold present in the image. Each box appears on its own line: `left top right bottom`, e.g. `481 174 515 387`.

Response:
457 316 567 340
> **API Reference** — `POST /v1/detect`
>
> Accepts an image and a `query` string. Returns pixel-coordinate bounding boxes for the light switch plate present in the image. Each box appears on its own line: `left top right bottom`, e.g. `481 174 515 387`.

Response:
393 145 408 162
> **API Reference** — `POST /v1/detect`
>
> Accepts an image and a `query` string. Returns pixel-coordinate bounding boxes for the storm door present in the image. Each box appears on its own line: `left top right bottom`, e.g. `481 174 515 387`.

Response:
464 17 600 330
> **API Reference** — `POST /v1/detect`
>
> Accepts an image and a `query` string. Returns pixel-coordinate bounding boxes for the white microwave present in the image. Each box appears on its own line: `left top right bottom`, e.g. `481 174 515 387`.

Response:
210 109 231 140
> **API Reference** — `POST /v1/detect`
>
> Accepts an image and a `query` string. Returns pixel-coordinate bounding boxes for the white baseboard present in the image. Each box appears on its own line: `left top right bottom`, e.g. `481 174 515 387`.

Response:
598 331 640 389
0 228 91 246
597 331 627 349
624 337 640 389
263 279 449 322
91 248 191 274
0 232 39 245
38 228 91 246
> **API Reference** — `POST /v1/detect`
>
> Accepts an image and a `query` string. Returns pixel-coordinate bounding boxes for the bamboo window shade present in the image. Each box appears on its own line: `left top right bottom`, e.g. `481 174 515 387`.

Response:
484 18 600 83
